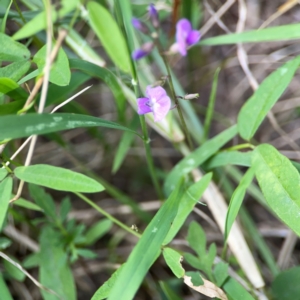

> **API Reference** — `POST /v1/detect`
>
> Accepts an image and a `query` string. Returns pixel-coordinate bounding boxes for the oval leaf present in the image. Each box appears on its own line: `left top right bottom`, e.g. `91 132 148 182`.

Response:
87 2 131 73
33 45 71 86
252 144 300 236
14 164 104 193
0 61 31 82
0 32 30 61
163 248 185 278
0 113 141 141
238 56 300 140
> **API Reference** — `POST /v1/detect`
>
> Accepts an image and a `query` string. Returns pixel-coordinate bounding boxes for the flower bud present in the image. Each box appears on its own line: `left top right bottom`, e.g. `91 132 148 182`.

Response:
131 42 154 60
183 93 199 100
148 4 159 28
132 18 149 34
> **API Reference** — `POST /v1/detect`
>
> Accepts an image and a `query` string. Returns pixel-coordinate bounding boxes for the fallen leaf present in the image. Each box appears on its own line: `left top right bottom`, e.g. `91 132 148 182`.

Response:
184 274 228 300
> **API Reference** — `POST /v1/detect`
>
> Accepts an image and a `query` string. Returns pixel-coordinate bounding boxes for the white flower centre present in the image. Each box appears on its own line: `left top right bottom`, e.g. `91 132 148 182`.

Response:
149 97 160 112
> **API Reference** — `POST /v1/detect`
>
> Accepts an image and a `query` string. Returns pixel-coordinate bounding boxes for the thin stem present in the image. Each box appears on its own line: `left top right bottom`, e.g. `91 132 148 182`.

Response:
74 192 141 239
155 40 193 150
139 115 164 200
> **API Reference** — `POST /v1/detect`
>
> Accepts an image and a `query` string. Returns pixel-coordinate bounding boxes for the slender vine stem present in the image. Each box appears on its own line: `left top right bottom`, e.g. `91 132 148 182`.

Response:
74 192 141 239
155 38 194 150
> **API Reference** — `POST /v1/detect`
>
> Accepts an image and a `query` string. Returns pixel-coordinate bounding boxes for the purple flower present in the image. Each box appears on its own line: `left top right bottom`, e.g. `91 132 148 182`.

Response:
132 42 154 60
132 18 149 34
176 19 201 56
148 3 159 28
137 86 171 122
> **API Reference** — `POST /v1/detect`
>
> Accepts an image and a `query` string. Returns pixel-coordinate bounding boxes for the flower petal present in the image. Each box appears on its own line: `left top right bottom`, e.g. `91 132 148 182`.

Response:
137 97 152 114
132 49 149 60
145 85 167 100
186 30 201 46
152 95 171 122
176 19 192 56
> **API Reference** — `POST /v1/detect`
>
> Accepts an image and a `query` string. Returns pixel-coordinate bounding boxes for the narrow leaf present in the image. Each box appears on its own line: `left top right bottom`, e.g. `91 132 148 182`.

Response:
164 125 237 195
200 23 300 46
13 197 43 211
252 144 300 236
163 173 212 245
87 2 131 73
224 168 254 242
0 177 13 231
223 278 255 300
84 219 113 246
0 113 141 140
15 164 104 193
0 272 13 300
238 56 300 140
106 182 184 300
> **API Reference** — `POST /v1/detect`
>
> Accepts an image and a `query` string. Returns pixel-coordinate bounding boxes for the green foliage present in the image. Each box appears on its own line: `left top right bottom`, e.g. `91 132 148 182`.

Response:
272 267 300 300
87 2 131 73
163 247 185 278
0 177 12 230
16 164 104 193
33 45 71 86
238 56 300 140
252 144 300 236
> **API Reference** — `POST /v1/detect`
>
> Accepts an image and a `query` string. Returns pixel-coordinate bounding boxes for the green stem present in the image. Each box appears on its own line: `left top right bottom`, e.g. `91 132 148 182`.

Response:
74 192 141 239
156 40 193 150
139 115 164 200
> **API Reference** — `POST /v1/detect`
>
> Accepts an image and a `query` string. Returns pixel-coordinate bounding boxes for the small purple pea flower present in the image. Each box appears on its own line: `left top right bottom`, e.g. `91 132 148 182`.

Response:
132 17 149 34
148 3 159 28
176 19 201 56
137 86 171 122
132 42 154 60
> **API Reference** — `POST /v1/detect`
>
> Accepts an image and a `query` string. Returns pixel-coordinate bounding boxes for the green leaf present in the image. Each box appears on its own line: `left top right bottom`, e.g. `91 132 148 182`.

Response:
272 267 300 300
3 255 25 282
87 2 131 73
12 0 79 40
163 247 185 278
223 278 255 300
238 56 300 140
252 144 300 236
0 77 28 100
91 265 125 300
200 23 300 46
39 226 76 300
28 184 57 220
13 197 43 211
15 164 105 193
224 168 254 242
84 219 112 246
0 100 25 116
69 59 127 120
0 237 12 250
0 272 14 300
0 32 30 61
106 182 185 300
76 249 97 259
159 281 182 300
22 253 40 269
0 168 8 181
213 261 229 286
185 271 204 286
0 177 13 231
164 125 238 195
183 253 202 270
204 151 251 169
163 173 212 245
0 61 31 82
33 45 71 86
0 113 141 141
59 197 71 222
187 221 206 258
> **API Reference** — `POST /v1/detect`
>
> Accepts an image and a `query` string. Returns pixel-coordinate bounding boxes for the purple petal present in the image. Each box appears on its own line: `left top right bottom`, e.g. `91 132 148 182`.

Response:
176 19 192 56
152 95 171 122
186 30 201 46
145 86 167 100
132 18 148 34
148 3 159 27
132 49 149 60
137 97 152 115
